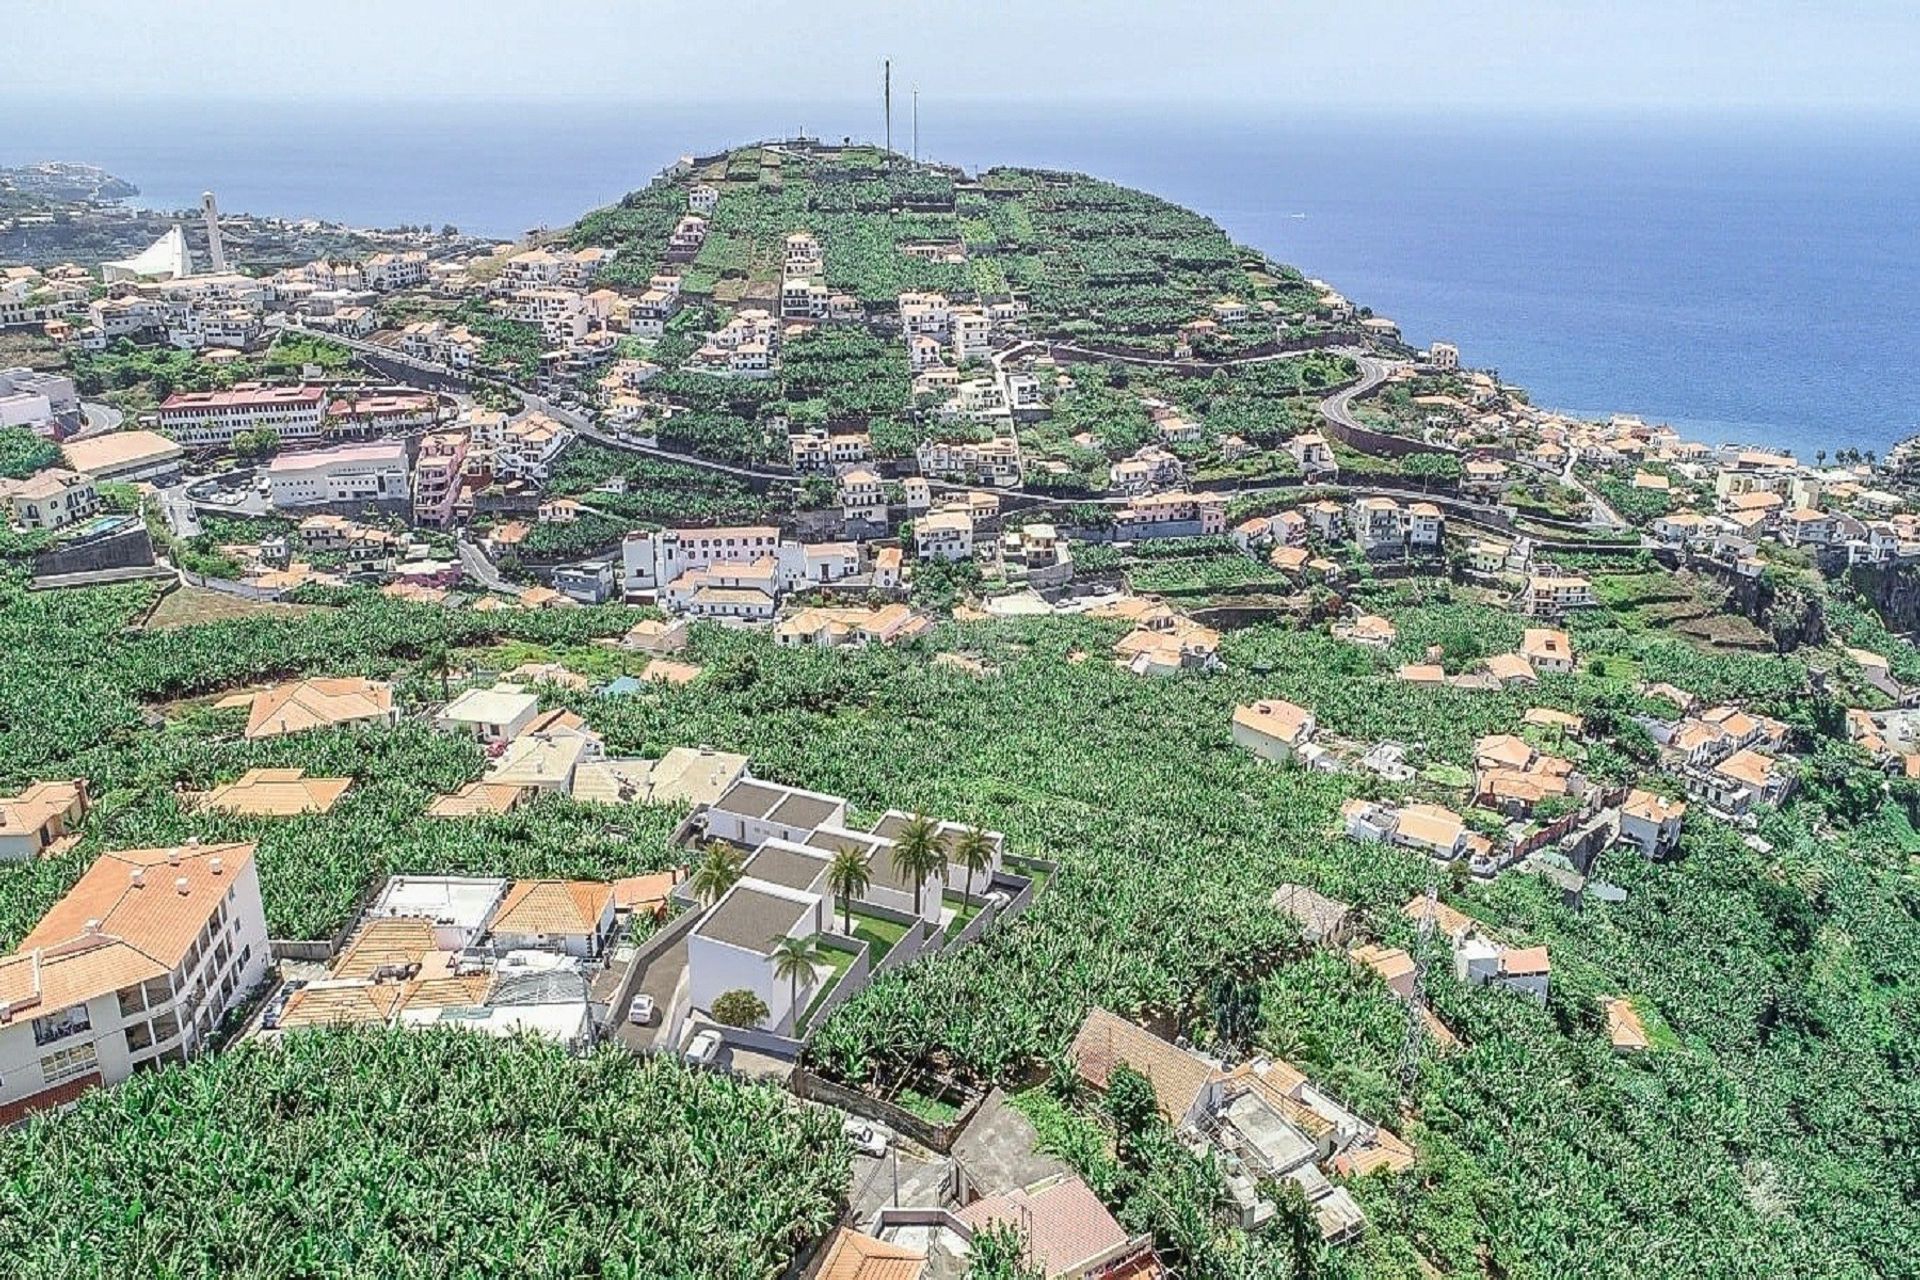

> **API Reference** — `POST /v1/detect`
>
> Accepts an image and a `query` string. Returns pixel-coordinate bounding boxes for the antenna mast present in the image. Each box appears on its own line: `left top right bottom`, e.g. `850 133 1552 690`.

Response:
913 85 919 163
883 60 893 166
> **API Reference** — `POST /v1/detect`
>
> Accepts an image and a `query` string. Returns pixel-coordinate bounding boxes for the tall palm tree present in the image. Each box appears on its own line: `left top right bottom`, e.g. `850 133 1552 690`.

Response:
688 841 744 906
890 812 944 917
952 825 995 907
768 933 823 1032
826 844 871 934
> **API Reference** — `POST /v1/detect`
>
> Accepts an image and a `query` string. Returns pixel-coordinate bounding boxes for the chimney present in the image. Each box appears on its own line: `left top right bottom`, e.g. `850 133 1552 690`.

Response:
83 918 101 935
209 856 224 876
130 866 145 889
167 847 181 866
174 876 190 896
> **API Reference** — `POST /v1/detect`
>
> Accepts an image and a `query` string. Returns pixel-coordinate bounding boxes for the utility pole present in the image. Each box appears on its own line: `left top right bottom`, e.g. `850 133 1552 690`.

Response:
883 59 893 166
912 85 919 164
1395 880 1439 1107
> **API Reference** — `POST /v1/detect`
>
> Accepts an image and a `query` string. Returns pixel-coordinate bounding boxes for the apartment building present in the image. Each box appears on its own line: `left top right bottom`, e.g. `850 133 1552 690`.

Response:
949 306 991 362
362 251 428 291
621 525 784 593
915 509 975 562
155 384 328 448
1522 574 1598 617
917 435 1022 487
0 843 270 1126
399 320 484 370
396 428 461 525
838 466 888 525
1112 490 1230 539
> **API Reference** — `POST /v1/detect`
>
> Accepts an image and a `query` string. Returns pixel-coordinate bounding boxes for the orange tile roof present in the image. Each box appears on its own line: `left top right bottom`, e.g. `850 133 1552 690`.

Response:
1070 1007 1219 1123
1403 895 1476 939
1604 997 1649 1052
956 1176 1131 1278
245 677 394 739
490 880 612 938
815 1227 926 1280
1233 699 1314 745
0 844 255 1020
0 780 85 840
426 781 530 818
1501 945 1552 976
613 871 682 914
198 767 351 816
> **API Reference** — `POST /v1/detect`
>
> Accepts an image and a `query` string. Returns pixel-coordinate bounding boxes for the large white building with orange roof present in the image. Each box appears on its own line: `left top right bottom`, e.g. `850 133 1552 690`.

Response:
0 842 269 1125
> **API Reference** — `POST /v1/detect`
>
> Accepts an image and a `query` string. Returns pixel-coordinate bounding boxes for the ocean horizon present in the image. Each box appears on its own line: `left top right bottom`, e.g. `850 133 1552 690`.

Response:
4 96 1914 460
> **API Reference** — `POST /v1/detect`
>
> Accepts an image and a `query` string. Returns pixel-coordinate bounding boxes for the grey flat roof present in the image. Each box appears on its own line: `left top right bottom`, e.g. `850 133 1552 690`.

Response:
696 883 812 952
769 791 839 831
715 779 788 819
742 843 831 893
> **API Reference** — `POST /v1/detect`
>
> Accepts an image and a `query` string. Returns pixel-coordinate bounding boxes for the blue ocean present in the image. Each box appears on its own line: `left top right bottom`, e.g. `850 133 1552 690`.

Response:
5 98 1915 458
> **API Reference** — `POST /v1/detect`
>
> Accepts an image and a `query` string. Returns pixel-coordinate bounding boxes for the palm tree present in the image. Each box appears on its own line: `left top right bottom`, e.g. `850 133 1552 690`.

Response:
1816 449 1827 468
826 844 871 934
688 841 743 906
952 825 995 907
768 933 823 1031
890 812 944 917
423 642 452 701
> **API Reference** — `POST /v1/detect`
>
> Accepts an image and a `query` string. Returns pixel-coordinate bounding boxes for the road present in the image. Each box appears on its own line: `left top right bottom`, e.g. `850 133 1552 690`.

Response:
150 483 203 539
1561 449 1628 531
74 402 123 438
456 538 513 592
1319 351 1403 435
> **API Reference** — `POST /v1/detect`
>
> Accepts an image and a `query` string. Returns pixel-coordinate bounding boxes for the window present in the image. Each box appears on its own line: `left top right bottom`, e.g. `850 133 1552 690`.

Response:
125 1020 154 1053
117 985 147 1019
40 1042 97 1085
148 1010 180 1043
32 1004 92 1047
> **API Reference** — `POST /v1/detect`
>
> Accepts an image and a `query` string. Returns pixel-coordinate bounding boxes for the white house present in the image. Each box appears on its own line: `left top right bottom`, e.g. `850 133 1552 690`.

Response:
686 878 828 1035
702 778 848 848
915 509 974 562
435 683 540 746
1618 789 1686 859
487 880 617 960
266 440 410 510
1231 700 1317 763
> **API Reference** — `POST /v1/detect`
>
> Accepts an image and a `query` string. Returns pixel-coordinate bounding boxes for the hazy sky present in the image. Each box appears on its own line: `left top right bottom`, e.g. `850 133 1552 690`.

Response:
9 0 1920 116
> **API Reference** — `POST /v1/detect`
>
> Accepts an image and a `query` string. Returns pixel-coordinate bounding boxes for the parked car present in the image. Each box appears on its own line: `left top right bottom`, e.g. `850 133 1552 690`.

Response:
628 993 656 1026
843 1119 889 1158
260 979 307 1031
684 1028 724 1067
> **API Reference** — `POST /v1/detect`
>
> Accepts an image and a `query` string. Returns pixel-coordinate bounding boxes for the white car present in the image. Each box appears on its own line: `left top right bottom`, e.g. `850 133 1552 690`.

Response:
684 1028 724 1067
843 1119 889 1158
628 994 656 1026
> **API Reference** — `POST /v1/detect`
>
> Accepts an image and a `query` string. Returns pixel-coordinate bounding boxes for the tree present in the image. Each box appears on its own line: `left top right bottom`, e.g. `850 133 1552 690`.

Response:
965 1222 1044 1280
1103 1063 1161 1164
827 844 871 934
889 812 944 916
1266 1176 1322 1280
689 841 744 905
769 933 823 1031
422 642 452 701
711 988 769 1028
952 825 995 907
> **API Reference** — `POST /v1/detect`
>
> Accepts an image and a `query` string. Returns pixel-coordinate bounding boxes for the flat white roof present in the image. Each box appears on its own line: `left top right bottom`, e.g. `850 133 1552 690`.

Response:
370 875 508 930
